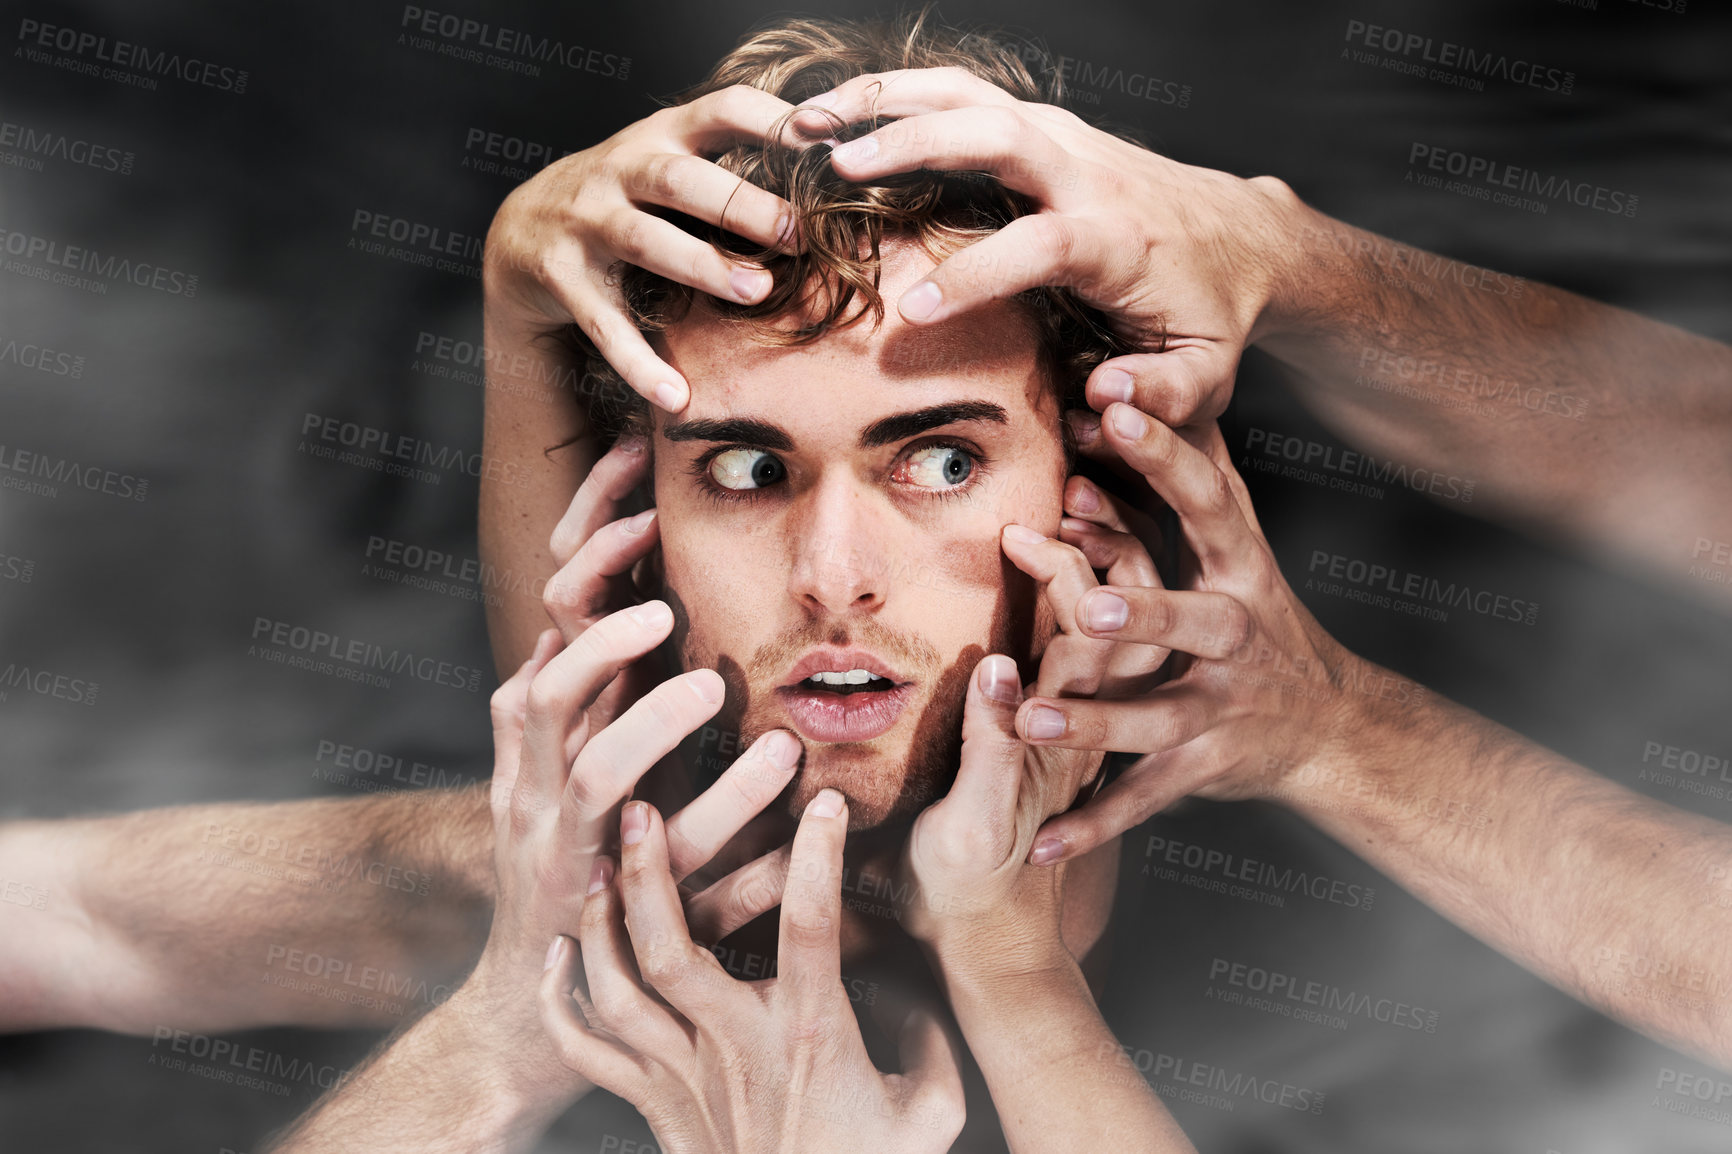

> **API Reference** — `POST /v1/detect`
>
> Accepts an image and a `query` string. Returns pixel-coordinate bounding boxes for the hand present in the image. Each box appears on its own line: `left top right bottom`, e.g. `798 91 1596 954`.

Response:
1017 404 1373 864
484 85 804 413
541 792 965 1154
465 609 801 1103
540 437 660 729
796 66 1305 426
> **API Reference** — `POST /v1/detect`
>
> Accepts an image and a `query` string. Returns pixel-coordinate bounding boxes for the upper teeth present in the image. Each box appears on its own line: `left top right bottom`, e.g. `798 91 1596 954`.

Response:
808 669 884 686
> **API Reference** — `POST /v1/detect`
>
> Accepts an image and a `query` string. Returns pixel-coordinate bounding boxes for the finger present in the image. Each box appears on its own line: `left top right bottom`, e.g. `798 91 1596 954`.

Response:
489 628 563 803
915 655 1024 859
549 438 652 567
558 666 726 859
776 789 848 1023
892 1007 966 1137
1032 748 1214 864
999 524 1115 700
664 730 802 882
518 602 675 811
826 107 1072 202
539 932 644 1096
792 66 1020 134
628 151 794 258
618 802 738 1022
1063 475 1164 560
891 213 1112 326
601 208 775 308
1016 682 1221 753
1098 404 1261 574
1074 586 1250 659
1180 420 1266 538
684 842 792 946
1085 345 1240 427
672 83 805 153
555 276 690 413
1056 517 1160 591
543 511 661 640
574 859 690 1055
1055 525 1170 684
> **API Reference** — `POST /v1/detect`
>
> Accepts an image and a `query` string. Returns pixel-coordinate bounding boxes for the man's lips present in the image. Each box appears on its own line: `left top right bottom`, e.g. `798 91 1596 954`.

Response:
777 647 911 743
780 647 903 688
776 681 914 743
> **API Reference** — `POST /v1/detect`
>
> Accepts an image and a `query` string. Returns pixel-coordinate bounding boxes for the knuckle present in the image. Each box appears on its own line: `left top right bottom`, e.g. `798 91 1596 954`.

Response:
1217 598 1255 656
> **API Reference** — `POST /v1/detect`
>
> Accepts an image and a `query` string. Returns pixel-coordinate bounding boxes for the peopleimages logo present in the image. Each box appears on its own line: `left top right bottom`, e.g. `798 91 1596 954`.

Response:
1341 18 1575 95
15 18 249 93
1408 144 1638 218
397 6 631 80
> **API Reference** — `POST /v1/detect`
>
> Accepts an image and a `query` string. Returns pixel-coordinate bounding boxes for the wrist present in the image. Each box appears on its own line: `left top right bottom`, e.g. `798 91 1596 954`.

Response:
1241 174 1318 345
1270 653 1425 826
441 959 590 1119
925 919 1076 999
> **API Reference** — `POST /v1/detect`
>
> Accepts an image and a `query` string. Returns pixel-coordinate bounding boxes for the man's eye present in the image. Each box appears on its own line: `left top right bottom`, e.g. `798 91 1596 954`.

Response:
900 445 975 490
709 448 786 491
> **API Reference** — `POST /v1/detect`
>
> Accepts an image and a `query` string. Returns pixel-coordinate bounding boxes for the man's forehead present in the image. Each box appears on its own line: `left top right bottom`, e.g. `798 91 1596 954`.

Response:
655 240 1047 412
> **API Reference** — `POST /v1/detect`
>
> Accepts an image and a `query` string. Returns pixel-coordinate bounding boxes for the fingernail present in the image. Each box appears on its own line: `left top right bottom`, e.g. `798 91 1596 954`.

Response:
774 210 798 249
1002 523 1046 546
687 670 725 706
1024 705 1067 741
651 381 686 411
587 856 614 895
1096 368 1134 404
729 265 769 303
1083 590 1128 632
544 937 566 970
1067 480 1100 514
900 280 942 321
616 435 647 456
1110 404 1148 439
977 654 1022 705
809 788 845 818
764 729 803 770
623 508 657 534
629 600 672 629
621 803 649 846
830 136 877 165
1030 837 1065 865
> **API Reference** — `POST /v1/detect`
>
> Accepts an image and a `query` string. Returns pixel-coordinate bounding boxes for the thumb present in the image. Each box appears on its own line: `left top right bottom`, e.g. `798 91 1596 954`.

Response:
922 655 1025 858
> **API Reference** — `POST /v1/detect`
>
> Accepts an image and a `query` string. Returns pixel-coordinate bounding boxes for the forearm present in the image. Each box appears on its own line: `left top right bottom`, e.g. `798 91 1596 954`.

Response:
5 788 494 1035
269 979 580 1154
1285 661 1732 1067
1255 202 1732 586
938 950 1193 1154
478 292 595 678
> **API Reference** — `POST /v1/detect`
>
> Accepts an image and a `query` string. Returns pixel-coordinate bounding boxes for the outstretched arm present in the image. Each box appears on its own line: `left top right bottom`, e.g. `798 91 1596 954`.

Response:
1022 409 1732 1070
0 787 493 1036
796 67 1732 600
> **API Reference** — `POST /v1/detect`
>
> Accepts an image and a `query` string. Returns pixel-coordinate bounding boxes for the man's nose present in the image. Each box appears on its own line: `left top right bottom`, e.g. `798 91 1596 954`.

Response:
786 474 887 615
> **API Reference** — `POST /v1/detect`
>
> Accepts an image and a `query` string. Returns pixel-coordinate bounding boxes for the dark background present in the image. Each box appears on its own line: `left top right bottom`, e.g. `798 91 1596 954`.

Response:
3 0 1731 1150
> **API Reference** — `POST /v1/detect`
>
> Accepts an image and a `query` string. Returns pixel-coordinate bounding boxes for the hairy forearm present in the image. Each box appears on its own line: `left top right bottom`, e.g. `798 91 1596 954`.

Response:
1255 204 1732 591
2 788 494 1035
938 953 1194 1154
269 978 578 1154
1286 663 1732 1068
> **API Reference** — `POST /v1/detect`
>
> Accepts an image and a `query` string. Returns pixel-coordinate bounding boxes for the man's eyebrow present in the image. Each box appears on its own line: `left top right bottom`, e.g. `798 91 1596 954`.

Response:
859 401 1009 448
660 417 794 451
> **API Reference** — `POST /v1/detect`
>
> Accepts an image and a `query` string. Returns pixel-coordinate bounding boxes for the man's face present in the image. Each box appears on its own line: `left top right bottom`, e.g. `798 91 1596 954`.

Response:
651 239 1068 830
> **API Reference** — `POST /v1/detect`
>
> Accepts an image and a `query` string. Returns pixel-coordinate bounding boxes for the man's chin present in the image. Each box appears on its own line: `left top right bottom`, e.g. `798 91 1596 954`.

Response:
784 753 941 836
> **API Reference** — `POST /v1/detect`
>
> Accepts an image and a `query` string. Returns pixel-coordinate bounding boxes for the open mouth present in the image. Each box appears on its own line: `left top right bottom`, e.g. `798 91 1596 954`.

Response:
777 651 913 743
795 670 898 696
